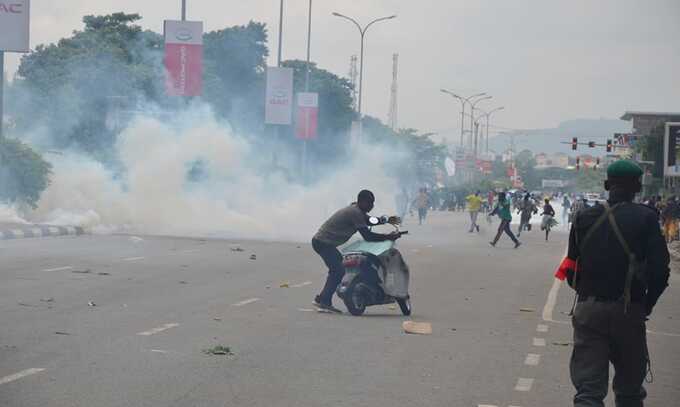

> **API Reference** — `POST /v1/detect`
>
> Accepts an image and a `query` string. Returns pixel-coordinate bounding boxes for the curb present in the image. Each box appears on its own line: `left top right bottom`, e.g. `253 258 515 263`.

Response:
0 225 86 240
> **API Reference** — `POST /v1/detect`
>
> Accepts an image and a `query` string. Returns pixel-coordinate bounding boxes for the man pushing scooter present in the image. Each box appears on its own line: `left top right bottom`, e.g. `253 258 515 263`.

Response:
312 190 401 313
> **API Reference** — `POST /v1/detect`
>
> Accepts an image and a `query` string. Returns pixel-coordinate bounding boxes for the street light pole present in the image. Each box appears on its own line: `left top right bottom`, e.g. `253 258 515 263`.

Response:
302 0 313 183
483 106 504 153
181 0 186 20
277 0 284 66
470 95 492 149
440 90 486 147
332 12 396 143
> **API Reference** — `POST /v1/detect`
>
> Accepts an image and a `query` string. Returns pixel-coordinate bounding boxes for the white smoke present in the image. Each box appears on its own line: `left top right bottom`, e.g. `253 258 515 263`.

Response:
25 105 398 241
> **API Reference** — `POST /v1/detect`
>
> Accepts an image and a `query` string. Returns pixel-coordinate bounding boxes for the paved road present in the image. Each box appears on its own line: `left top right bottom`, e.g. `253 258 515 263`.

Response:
1 212 678 407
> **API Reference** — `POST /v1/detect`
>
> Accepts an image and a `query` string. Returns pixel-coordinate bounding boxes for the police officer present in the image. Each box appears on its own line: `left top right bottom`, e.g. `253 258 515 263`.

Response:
561 160 670 407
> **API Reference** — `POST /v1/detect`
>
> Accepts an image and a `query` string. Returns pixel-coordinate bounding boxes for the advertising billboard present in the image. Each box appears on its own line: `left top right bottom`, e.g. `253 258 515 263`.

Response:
295 92 318 140
663 122 680 177
0 0 30 52
265 67 294 125
164 20 203 96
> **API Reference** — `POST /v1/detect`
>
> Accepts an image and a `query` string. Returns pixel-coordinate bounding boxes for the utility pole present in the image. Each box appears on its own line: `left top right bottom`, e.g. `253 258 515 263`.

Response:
348 55 358 111
387 53 399 130
302 0 312 182
181 0 186 20
0 51 4 140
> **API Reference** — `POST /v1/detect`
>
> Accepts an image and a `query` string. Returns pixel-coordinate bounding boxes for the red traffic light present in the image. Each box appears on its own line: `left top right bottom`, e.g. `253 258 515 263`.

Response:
572 137 578 150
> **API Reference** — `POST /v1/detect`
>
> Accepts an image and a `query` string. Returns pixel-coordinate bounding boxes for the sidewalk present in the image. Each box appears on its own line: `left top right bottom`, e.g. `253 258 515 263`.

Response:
0 222 85 240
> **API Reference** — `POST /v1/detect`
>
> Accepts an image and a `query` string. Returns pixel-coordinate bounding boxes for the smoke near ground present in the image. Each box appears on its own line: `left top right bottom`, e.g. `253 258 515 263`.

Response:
9 105 397 242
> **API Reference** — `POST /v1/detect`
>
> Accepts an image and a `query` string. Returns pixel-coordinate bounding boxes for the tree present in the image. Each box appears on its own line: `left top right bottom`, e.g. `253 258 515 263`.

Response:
202 22 269 135
12 13 164 160
0 137 52 209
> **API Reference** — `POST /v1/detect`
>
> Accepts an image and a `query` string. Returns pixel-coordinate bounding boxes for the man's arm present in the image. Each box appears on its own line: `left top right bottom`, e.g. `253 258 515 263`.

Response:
644 212 670 316
357 227 396 242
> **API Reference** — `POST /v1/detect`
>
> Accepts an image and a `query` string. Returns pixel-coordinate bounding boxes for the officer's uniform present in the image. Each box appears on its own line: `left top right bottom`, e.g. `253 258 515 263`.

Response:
564 161 670 407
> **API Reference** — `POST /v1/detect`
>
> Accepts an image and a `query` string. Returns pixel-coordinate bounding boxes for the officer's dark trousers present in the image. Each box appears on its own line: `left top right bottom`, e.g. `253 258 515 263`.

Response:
570 298 648 407
312 238 344 305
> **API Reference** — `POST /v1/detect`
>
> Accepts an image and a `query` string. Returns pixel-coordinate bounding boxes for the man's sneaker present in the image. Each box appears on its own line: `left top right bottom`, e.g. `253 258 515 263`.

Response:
489 241 496 247
514 241 522 249
313 296 342 314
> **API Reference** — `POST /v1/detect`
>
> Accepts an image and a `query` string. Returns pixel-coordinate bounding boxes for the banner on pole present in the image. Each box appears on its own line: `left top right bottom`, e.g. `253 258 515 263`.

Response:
295 92 318 140
0 0 30 52
265 67 294 125
444 157 456 176
164 20 203 96
663 122 680 177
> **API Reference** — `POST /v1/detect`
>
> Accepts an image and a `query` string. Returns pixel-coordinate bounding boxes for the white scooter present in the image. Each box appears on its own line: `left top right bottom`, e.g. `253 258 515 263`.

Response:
336 218 411 316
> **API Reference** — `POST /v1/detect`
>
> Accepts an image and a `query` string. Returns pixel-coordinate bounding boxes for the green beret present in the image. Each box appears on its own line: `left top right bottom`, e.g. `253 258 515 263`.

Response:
607 160 643 178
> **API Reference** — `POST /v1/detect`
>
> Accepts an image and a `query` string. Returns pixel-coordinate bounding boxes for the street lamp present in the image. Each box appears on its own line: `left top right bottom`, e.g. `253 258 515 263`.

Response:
332 12 396 141
440 89 486 147
481 106 504 154
470 95 492 149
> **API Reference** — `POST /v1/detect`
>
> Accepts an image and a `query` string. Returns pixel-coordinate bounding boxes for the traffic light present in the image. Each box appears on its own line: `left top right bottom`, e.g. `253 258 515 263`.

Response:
576 156 580 170
588 141 596 148
572 137 578 150
606 139 613 153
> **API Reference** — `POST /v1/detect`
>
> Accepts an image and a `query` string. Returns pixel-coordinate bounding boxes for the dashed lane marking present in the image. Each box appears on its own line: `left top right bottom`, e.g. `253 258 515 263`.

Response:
524 353 541 366
137 323 180 336
123 256 145 261
0 368 45 386
532 337 546 347
646 328 680 337
179 249 199 254
232 298 261 307
150 349 168 353
477 405 498 407
537 324 549 333
514 377 534 392
43 266 73 272
291 281 313 288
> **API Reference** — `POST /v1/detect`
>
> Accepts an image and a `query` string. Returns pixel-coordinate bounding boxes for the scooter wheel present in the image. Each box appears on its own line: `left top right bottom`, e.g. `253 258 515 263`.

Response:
344 281 368 316
397 297 412 316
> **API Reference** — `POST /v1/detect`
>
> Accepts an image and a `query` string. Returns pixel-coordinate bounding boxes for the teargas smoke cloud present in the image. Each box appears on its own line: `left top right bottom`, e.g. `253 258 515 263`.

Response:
19 105 398 242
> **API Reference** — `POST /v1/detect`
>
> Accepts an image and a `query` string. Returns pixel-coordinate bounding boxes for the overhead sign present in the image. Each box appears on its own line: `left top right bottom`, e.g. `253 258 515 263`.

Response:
663 122 680 177
265 67 294 125
0 0 30 52
164 20 203 96
295 92 318 140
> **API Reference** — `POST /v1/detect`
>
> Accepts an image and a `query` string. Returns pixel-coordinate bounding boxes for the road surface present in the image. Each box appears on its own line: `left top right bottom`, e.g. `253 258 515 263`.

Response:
1 211 678 406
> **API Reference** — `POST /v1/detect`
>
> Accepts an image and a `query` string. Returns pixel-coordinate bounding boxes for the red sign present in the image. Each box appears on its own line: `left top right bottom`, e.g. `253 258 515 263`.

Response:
295 92 318 140
164 20 203 96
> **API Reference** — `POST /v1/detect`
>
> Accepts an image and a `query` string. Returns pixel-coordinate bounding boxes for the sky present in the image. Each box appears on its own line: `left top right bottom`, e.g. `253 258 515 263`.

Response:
4 0 680 140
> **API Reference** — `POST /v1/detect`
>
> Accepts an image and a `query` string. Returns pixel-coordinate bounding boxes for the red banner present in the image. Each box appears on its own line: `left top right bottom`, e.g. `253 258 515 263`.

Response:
295 92 318 140
164 20 203 96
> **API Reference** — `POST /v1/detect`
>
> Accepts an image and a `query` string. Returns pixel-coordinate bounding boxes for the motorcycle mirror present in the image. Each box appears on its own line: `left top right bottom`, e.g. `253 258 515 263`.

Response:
368 216 380 226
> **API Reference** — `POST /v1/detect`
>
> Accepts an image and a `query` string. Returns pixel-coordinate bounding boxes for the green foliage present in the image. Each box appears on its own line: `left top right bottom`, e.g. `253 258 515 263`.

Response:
575 167 605 192
0 138 52 209
13 13 163 157
203 22 269 134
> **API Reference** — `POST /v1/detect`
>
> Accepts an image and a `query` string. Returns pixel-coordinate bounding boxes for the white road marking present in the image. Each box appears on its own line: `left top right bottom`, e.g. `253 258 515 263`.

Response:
537 324 549 333
123 256 145 261
524 353 541 366
232 298 261 307
291 281 313 288
137 323 180 336
542 278 562 322
150 349 168 353
0 368 45 386
646 328 680 337
298 308 316 312
533 337 546 347
477 405 498 407
514 377 534 392
43 266 73 272
179 249 199 254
